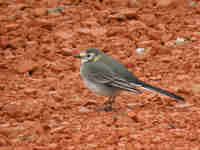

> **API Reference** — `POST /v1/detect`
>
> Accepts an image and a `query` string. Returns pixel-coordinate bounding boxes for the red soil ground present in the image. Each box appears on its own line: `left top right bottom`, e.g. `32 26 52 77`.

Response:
0 0 200 149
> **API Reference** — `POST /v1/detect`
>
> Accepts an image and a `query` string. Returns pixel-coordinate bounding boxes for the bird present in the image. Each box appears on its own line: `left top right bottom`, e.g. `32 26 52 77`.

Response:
74 48 184 111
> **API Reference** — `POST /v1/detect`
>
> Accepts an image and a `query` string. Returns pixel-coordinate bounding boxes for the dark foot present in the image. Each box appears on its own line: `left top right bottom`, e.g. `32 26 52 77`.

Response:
96 105 119 112
104 105 113 111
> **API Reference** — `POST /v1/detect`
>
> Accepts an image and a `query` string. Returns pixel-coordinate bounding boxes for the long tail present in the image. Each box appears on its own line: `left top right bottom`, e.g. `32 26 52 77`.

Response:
133 80 184 102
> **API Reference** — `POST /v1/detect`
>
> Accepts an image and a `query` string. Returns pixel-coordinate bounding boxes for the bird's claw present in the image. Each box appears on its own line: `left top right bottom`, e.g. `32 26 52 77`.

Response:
103 105 113 111
96 105 119 112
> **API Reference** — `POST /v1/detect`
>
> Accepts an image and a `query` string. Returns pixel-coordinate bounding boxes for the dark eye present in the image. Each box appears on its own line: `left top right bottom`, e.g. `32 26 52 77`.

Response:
86 53 93 58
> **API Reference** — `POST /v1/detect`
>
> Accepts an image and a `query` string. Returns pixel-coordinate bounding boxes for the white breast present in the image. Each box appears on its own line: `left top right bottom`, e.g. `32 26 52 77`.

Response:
82 77 118 96
80 68 117 96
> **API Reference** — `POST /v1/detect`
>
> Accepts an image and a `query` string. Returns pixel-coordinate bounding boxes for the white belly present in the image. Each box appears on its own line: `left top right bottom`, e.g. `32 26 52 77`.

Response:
82 77 117 96
80 64 118 96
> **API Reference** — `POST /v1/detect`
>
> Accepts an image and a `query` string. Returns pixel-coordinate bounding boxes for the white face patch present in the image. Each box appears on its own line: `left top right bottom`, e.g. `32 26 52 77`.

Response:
81 58 89 63
80 52 95 64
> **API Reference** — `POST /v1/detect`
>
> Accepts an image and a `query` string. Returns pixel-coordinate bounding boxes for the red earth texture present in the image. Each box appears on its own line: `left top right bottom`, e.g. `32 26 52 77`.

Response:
0 0 200 149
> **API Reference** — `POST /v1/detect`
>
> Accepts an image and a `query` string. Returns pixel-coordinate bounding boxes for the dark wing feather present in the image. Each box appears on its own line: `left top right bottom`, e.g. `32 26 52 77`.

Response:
84 64 141 94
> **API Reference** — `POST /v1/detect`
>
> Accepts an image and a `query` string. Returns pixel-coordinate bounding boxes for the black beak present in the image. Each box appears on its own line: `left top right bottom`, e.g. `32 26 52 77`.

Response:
73 55 81 59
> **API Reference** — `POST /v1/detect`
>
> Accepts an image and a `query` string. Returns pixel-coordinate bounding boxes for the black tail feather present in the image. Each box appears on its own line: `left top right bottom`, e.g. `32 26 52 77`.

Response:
134 80 184 102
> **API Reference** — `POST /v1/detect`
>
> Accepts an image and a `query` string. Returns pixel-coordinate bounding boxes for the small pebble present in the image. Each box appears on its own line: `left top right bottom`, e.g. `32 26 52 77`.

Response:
79 106 90 113
174 103 193 108
136 48 145 54
175 37 185 44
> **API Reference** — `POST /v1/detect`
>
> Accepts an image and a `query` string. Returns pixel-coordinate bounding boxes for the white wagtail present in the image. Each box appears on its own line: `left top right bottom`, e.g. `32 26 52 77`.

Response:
74 48 184 111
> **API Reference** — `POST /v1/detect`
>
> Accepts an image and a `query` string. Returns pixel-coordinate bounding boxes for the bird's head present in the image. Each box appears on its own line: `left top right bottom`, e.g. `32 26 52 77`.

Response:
73 48 104 63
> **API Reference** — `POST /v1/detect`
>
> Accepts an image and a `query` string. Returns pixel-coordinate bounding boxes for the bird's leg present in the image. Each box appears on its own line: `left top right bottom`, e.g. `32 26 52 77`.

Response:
108 95 115 105
104 95 115 111
96 96 117 112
